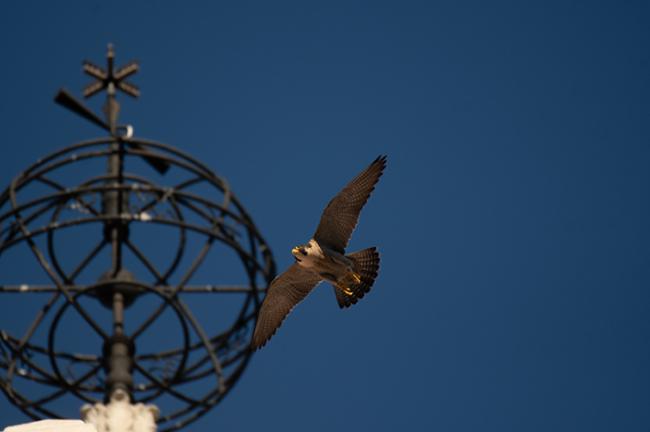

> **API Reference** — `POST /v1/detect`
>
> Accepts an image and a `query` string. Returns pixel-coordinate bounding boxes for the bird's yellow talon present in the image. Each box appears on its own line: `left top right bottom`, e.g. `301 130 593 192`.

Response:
352 273 362 284
342 287 354 296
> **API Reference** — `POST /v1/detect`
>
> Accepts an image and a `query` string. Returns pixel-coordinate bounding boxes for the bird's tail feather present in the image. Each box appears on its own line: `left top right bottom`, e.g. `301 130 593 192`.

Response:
333 247 380 308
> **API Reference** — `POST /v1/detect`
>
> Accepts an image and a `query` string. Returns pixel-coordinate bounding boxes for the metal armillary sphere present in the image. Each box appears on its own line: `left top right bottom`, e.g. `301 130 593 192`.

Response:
0 45 275 431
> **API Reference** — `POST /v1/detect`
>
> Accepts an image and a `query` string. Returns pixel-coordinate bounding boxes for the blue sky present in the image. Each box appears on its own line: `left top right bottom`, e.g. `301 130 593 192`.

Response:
1 1 649 431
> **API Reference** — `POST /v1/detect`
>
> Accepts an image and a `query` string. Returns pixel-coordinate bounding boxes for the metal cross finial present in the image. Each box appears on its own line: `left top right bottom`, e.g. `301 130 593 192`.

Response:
53 44 171 174
83 43 140 99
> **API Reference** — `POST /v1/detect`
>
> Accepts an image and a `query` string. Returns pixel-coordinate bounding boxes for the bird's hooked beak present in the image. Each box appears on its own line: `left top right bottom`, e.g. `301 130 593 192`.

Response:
291 246 307 260
291 246 302 263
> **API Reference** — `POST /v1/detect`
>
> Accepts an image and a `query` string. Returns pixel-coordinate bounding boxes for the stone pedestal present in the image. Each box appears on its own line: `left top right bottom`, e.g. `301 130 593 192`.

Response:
81 390 159 432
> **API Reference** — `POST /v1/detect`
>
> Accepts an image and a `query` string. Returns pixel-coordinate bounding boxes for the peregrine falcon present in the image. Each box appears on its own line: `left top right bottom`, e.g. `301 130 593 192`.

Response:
252 155 387 349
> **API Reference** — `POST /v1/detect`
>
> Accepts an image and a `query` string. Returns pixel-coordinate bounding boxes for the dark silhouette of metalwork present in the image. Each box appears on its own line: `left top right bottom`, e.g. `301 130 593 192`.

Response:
0 45 275 431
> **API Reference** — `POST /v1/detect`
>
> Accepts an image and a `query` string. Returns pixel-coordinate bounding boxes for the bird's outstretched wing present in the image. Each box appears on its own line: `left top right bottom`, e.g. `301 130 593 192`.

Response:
313 155 387 253
252 264 322 349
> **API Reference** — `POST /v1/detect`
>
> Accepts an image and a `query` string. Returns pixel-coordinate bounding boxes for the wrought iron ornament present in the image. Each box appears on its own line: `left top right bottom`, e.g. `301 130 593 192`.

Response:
0 45 275 431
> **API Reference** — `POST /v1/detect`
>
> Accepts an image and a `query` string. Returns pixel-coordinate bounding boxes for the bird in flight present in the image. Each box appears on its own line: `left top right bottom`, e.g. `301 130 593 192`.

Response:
252 155 387 349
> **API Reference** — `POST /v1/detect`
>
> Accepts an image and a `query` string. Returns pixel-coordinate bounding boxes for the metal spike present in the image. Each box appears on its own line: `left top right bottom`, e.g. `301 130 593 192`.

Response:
82 61 107 80
83 80 105 98
114 62 139 80
117 81 140 98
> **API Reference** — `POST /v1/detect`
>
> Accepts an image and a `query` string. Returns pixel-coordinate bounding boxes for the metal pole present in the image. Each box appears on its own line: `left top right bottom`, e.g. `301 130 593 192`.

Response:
82 45 159 432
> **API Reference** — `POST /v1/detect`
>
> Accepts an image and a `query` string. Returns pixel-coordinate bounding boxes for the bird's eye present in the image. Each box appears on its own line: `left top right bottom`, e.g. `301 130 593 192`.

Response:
300 249 307 256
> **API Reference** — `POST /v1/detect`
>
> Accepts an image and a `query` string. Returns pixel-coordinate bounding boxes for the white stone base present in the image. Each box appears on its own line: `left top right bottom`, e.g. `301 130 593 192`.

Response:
4 420 96 432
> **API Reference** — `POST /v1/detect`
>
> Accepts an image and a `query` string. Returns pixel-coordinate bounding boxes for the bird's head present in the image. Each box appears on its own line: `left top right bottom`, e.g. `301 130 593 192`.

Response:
291 245 308 262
